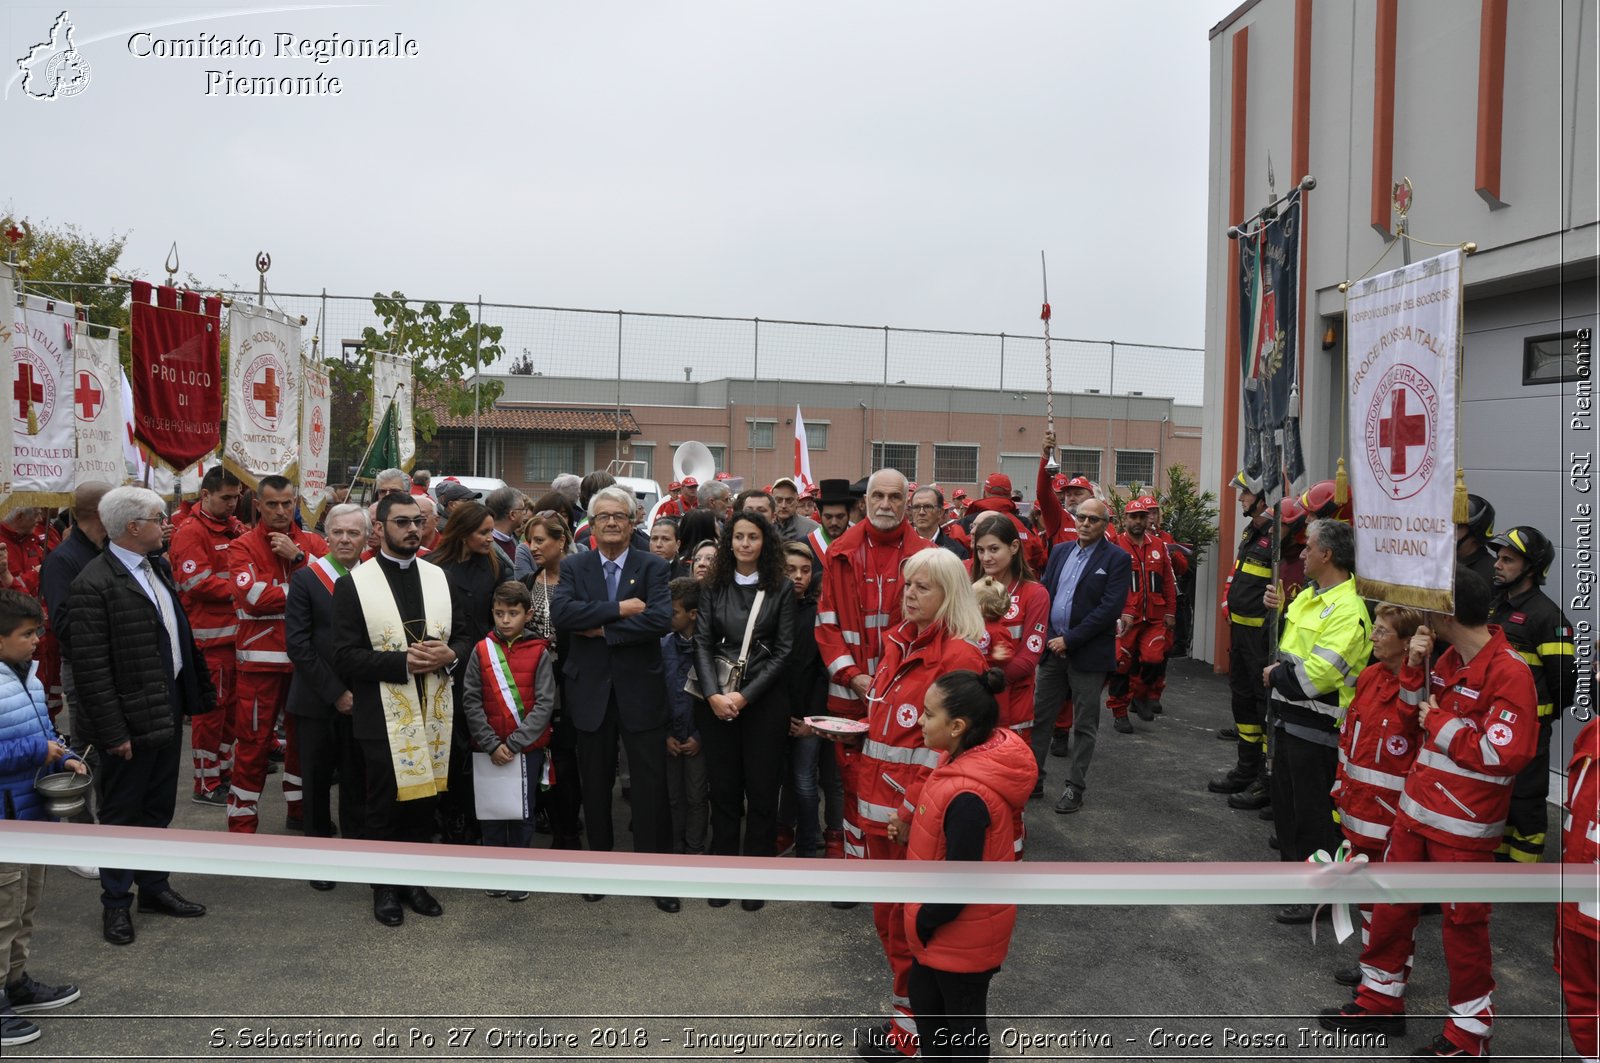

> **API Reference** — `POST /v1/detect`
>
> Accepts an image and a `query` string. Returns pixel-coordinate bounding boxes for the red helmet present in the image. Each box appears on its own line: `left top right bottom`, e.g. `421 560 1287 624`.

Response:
1300 479 1351 522
1124 495 1158 515
1277 493 1308 544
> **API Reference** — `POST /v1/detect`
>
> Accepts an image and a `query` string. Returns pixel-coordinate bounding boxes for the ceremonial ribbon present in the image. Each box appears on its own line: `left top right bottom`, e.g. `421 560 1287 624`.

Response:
0 821 1578 906
1307 840 1370 944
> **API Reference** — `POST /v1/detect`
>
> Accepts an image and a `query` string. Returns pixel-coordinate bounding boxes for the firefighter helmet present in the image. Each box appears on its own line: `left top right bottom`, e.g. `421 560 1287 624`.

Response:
1300 479 1352 523
1461 494 1496 542
1488 525 1554 585
1277 492 1308 544
1230 469 1264 494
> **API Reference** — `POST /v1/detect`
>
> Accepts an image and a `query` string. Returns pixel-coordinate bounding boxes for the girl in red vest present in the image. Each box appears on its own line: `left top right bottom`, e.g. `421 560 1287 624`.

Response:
462 581 555 901
902 668 1038 1060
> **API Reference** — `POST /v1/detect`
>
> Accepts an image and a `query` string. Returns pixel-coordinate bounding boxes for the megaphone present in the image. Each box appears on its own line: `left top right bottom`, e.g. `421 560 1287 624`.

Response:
673 441 717 486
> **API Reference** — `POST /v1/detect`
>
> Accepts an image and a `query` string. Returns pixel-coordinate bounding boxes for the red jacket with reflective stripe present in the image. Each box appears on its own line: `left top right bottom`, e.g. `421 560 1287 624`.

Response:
1112 531 1177 621
228 523 326 673
903 727 1037 972
814 520 930 718
1333 663 1422 850
855 619 984 839
0 518 51 599
995 580 1048 730
1395 627 1538 851
1562 716 1600 938
168 508 247 648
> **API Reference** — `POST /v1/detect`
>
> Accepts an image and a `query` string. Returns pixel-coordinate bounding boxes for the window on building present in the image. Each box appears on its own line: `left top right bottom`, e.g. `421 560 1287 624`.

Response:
803 421 829 451
1524 331 1587 385
747 419 776 450
524 441 582 483
1113 449 1156 488
1057 447 1102 483
629 443 654 478
872 442 918 481
707 445 727 471
933 444 979 484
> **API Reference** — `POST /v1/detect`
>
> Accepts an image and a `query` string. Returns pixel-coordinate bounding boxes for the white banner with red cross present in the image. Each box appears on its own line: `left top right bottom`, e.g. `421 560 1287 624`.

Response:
223 303 302 489
299 357 332 525
0 264 14 510
72 324 124 488
1346 249 1462 611
9 294 77 509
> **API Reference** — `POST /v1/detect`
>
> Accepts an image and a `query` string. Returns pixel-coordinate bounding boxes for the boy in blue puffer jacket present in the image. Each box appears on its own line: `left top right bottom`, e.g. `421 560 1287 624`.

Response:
0 589 85 1047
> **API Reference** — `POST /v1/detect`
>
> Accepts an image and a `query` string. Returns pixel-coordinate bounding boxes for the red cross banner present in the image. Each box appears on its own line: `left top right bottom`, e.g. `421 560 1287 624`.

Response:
9 294 78 509
1346 249 1462 611
299 357 331 525
130 281 222 471
72 324 124 487
0 264 14 508
223 303 302 488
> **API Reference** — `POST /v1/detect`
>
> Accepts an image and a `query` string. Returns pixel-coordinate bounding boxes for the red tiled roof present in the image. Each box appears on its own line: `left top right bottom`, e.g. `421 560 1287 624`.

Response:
430 403 640 435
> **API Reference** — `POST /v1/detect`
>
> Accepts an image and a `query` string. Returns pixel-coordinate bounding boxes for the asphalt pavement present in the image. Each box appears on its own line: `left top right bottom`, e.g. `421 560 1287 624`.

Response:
9 658 1572 1061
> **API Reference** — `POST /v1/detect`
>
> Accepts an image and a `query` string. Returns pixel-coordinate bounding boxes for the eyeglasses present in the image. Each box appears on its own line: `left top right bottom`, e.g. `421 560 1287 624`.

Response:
908 504 939 512
132 514 170 526
383 516 424 528
1078 515 1108 524
592 512 630 524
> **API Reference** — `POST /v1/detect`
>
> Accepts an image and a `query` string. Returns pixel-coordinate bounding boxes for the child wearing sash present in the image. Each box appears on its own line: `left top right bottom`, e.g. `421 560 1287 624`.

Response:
462 582 555 901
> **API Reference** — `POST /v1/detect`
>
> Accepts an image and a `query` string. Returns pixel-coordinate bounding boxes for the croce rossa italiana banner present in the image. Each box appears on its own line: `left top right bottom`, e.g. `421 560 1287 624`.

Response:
1346 249 1462 611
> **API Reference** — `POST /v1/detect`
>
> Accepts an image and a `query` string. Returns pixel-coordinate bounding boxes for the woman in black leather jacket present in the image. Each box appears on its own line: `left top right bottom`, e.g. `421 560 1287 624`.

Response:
693 511 795 900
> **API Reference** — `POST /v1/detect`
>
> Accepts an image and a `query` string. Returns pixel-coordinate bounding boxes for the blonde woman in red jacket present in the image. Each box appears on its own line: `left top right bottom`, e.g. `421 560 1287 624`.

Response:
852 547 985 1061
1328 602 1424 987
902 668 1038 1061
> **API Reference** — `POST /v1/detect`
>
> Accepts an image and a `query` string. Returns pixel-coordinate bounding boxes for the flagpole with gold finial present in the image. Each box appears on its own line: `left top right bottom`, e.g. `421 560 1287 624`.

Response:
1040 251 1054 436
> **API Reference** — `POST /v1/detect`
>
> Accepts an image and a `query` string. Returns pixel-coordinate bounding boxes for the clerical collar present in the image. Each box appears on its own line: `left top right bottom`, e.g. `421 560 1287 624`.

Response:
380 550 416 570
734 569 760 586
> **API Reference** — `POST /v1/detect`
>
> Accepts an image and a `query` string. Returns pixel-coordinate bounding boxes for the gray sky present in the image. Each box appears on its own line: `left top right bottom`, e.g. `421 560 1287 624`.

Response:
4 0 1236 348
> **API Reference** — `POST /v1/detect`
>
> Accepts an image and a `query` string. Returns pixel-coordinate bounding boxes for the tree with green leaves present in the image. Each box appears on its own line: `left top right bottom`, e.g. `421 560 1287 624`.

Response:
2 213 131 357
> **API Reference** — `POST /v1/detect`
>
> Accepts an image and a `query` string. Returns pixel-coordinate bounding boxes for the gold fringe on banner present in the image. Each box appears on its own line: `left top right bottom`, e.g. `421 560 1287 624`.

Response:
1357 576 1454 614
220 455 261 495
0 490 74 519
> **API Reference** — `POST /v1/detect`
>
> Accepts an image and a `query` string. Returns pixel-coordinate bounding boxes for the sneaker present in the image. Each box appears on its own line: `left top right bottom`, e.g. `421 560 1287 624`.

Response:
6 972 81 1013
1409 1034 1481 1058
1054 784 1084 814
66 865 99 880
1112 716 1134 734
0 1013 40 1047
1049 731 1071 758
192 788 228 807
1317 1000 1405 1035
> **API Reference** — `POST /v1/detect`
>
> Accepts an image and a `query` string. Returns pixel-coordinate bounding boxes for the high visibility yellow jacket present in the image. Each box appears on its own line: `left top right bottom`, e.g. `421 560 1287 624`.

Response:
1268 576 1372 732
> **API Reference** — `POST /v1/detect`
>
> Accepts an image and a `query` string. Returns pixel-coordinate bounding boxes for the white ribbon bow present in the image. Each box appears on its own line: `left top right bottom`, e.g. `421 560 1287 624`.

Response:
1307 840 1370 944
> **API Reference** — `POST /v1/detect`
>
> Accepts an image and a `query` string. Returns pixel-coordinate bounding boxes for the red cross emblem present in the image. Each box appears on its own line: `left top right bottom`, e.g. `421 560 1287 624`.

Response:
74 370 104 420
1363 363 1439 501
1377 386 1427 476
14 362 44 420
252 365 281 420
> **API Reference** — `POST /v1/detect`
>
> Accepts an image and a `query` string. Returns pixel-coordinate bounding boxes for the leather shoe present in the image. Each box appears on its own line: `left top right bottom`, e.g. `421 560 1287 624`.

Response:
654 897 681 913
403 886 442 917
1218 725 1239 740
373 887 404 926
1054 784 1084 814
137 888 206 918
102 907 135 945
1275 903 1330 925
1207 767 1256 794
740 898 765 911
582 894 605 902
1334 964 1362 987
1133 698 1155 722
1227 778 1270 810
309 880 335 892
1112 715 1134 734
707 898 732 908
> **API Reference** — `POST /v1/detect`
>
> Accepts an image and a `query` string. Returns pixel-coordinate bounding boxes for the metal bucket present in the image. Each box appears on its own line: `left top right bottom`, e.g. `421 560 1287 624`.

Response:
34 764 93 819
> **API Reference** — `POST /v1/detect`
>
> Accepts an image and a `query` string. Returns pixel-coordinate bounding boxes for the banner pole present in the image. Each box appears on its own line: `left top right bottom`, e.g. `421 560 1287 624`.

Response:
1041 250 1054 435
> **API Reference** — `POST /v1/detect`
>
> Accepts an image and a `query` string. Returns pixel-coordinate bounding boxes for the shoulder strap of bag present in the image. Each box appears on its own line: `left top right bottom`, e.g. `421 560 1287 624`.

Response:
736 589 765 666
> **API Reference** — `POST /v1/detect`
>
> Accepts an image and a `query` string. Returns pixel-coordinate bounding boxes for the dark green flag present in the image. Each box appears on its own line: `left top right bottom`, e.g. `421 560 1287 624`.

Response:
354 401 400 501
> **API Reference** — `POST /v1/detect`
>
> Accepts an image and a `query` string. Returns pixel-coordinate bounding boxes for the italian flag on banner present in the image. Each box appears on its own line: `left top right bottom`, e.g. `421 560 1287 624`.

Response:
1346 249 1462 611
10 294 77 509
224 303 302 489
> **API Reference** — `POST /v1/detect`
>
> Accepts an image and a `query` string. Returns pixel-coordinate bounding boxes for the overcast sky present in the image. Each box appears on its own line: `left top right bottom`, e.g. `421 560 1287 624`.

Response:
4 0 1237 349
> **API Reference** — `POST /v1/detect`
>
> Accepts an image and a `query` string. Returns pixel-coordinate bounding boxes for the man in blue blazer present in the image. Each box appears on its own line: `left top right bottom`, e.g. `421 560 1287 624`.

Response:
550 486 679 913
1030 497 1133 814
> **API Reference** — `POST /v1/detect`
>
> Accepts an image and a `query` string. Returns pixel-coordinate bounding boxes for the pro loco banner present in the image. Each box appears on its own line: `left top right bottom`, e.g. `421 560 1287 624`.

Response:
299 357 332 524
0 264 15 509
371 350 415 472
1346 249 1462 611
130 280 222 471
120 368 206 494
1237 190 1307 502
223 303 302 488
73 325 125 487
9 294 78 508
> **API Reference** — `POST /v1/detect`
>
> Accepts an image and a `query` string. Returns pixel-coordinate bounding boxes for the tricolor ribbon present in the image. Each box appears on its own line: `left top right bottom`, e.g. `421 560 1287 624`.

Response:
1307 840 1370 944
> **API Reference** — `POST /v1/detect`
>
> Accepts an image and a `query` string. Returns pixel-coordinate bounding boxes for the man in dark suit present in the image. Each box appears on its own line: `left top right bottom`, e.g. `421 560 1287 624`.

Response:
332 493 472 926
66 486 217 945
550 485 679 914
1030 497 1132 814
285 502 369 889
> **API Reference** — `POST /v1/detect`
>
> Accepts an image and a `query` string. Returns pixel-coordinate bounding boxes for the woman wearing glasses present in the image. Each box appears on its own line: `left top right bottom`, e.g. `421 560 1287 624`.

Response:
517 510 584 850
